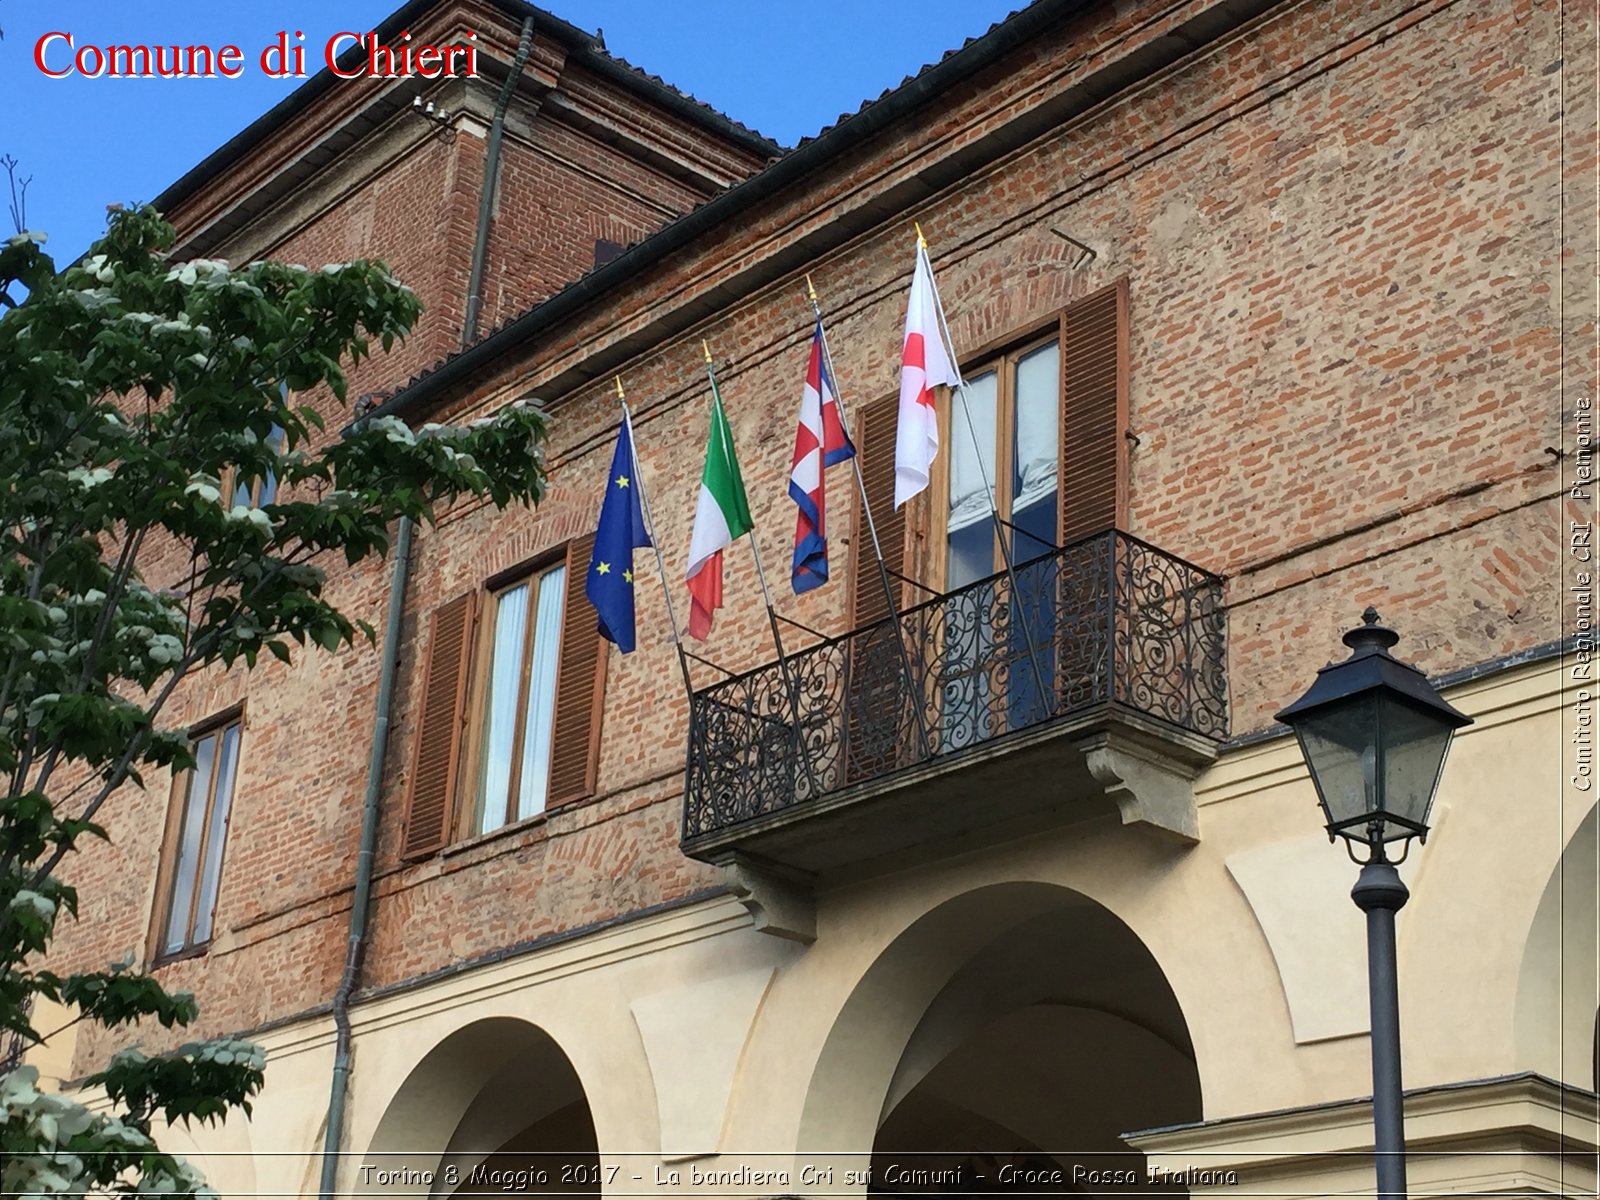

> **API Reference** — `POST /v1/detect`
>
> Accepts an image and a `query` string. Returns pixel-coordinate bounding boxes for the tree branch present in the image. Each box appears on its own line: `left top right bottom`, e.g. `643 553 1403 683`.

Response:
25 637 212 892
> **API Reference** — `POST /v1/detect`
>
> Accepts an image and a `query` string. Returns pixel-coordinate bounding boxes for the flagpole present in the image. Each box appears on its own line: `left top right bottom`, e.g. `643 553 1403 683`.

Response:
615 378 695 709
805 277 934 762
916 226 1053 718
702 342 824 803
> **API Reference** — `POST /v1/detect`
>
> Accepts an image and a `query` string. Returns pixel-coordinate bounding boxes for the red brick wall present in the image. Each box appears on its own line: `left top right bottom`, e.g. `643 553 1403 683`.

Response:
474 114 710 333
42 8 773 1071
351 0 1586 991
46 0 1593 1063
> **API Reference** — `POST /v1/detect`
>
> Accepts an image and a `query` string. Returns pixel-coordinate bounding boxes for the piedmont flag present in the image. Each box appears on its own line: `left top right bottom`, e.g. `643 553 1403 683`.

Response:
788 321 856 594
685 380 754 640
586 419 652 653
894 235 961 508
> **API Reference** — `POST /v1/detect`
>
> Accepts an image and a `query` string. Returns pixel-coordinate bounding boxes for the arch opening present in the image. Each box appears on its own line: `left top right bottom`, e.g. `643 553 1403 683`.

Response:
802 882 1203 1198
359 1017 600 1197
1515 801 1600 1088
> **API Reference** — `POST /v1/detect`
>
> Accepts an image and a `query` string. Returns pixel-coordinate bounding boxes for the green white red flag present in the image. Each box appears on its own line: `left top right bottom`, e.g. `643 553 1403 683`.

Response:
685 378 753 640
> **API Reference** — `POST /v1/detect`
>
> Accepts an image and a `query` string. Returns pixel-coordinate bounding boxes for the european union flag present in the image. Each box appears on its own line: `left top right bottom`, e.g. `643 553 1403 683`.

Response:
586 419 653 653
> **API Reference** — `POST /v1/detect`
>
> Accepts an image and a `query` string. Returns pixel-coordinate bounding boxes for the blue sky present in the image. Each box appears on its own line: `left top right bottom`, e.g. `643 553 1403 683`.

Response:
2 1 1026 266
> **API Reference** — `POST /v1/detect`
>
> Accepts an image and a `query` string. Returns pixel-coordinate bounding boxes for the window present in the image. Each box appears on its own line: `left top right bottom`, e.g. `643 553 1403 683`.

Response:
153 713 242 960
936 336 1063 739
230 423 284 508
851 281 1126 614
227 383 289 508
468 562 567 834
399 536 606 859
942 335 1062 588
844 282 1128 770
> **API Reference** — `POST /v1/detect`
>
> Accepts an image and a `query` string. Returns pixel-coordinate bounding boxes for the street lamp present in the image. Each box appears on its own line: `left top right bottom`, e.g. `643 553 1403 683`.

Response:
1275 607 1473 1200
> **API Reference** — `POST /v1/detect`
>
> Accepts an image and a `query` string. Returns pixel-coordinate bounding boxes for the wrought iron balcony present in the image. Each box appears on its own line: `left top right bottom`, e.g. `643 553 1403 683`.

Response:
681 530 1227 878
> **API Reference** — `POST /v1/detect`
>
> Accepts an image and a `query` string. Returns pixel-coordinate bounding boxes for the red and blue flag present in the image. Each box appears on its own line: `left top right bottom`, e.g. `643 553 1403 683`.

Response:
789 320 855 594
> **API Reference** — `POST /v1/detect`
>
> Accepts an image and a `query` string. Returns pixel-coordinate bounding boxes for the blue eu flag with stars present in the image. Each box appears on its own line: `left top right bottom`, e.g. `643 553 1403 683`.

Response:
586 420 653 653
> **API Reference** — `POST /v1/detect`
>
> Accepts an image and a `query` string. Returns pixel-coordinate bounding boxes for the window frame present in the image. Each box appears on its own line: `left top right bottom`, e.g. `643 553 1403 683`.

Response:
844 283 1128 773
224 422 285 510
922 325 1064 591
149 706 245 965
456 553 571 839
399 533 605 862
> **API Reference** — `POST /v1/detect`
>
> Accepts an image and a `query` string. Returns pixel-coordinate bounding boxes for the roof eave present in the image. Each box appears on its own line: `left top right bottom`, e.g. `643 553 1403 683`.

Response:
152 0 780 220
367 0 1091 425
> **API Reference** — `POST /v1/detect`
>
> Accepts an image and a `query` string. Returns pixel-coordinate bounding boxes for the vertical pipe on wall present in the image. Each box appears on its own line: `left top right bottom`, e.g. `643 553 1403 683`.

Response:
318 19 536 1193
465 17 537 344
317 515 412 1200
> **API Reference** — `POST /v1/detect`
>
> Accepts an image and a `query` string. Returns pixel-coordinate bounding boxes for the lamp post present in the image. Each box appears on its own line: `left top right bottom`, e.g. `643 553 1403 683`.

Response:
1275 608 1473 1200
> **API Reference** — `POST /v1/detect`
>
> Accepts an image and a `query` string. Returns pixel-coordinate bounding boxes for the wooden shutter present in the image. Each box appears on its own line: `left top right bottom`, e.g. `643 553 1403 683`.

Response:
401 591 476 860
1060 279 1129 543
548 534 606 807
848 395 907 626
845 395 912 782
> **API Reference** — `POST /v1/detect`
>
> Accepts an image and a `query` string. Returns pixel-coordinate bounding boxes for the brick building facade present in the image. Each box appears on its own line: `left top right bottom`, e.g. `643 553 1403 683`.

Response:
27 0 1598 1196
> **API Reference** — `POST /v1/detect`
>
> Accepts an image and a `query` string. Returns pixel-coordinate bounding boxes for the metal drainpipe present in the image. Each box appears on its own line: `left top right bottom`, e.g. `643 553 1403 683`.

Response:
465 16 537 344
316 20 537 1195
317 513 411 1200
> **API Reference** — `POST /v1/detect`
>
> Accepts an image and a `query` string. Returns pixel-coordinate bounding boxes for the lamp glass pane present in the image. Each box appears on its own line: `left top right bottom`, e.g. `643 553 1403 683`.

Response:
1294 700 1381 828
1374 695 1455 832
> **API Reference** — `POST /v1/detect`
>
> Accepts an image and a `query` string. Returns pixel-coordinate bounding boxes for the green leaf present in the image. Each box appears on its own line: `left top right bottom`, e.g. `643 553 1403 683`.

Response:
0 203 548 1198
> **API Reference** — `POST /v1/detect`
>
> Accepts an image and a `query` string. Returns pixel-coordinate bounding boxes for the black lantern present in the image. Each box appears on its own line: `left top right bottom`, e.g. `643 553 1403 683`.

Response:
1276 608 1473 854
1278 608 1473 1200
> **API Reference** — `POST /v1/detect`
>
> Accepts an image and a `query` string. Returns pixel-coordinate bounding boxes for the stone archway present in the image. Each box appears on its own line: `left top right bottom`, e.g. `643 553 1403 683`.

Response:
799 882 1201 1197
359 1016 599 1197
1515 800 1600 1087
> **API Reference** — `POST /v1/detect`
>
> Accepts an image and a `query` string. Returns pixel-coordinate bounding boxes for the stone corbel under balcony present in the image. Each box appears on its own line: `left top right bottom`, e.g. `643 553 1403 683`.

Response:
1075 717 1207 844
721 856 816 944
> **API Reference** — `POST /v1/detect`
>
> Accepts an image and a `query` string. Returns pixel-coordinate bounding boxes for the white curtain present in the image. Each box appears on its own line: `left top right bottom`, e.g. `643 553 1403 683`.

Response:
948 371 998 535
517 566 567 817
259 424 284 506
1012 343 1060 516
164 732 217 953
192 723 240 944
477 582 530 832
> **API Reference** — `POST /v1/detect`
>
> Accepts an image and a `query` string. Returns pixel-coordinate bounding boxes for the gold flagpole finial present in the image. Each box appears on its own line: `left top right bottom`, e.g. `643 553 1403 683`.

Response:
805 273 819 304
701 339 713 365
614 376 625 400
914 221 927 250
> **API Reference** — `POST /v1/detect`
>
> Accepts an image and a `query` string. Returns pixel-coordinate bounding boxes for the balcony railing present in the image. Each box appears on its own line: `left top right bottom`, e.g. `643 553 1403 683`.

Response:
682 529 1227 852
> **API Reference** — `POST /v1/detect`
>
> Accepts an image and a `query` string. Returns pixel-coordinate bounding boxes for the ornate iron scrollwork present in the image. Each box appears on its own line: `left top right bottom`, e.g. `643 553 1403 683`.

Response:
683 530 1226 843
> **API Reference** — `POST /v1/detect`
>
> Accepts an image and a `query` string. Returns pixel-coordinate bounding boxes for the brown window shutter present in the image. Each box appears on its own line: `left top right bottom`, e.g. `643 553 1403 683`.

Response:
401 591 476 860
848 394 907 626
1060 278 1130 544
548 534 606 807
845 395 912 782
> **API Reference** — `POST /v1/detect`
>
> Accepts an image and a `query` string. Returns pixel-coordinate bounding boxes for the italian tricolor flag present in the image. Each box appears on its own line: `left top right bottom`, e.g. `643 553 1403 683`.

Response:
685 381 753 640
